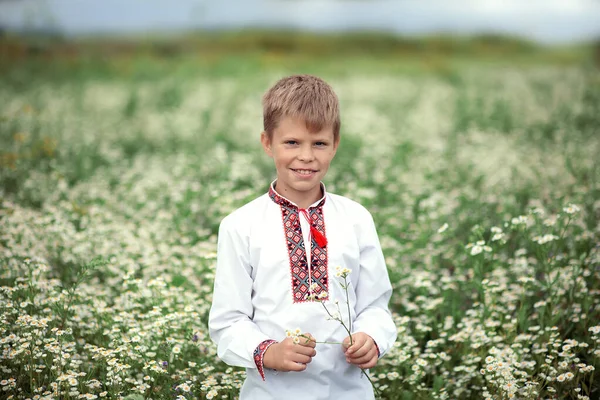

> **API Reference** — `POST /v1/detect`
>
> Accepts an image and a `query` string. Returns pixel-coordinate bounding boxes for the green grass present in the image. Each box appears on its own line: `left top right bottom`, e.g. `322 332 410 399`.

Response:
0 34 599 399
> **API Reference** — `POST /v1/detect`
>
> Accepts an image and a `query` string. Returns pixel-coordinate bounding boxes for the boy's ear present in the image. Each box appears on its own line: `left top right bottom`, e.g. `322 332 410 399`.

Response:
260 131 273 157
333 136 340 154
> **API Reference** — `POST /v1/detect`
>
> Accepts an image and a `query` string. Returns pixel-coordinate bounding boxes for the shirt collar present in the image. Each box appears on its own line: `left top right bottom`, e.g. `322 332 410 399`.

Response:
268 180 326 210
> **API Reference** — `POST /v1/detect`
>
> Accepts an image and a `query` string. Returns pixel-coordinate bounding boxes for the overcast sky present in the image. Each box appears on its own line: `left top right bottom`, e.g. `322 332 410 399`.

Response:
0 0 599 44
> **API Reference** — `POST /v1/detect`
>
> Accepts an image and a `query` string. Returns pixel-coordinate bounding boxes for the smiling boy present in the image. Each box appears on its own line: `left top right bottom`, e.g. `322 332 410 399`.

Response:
208 75 397 399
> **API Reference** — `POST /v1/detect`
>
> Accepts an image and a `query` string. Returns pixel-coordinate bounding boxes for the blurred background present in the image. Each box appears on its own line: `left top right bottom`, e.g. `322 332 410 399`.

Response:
1 0 599 68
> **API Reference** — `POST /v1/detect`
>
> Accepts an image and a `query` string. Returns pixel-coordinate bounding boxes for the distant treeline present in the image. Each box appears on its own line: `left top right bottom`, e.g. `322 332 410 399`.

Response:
0 29 597 64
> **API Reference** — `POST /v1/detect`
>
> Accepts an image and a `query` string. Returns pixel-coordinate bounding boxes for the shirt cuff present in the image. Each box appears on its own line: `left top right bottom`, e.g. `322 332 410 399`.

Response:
253 339 277 381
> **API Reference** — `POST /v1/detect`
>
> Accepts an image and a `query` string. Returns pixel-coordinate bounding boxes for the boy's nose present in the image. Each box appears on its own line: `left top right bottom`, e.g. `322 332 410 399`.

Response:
298 146 315 161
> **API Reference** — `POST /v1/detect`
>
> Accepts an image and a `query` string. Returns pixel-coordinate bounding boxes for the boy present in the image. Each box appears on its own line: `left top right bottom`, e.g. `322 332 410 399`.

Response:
208 75 396 399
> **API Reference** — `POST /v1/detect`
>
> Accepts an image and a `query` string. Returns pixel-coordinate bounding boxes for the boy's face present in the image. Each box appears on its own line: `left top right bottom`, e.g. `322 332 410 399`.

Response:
261 116 339 208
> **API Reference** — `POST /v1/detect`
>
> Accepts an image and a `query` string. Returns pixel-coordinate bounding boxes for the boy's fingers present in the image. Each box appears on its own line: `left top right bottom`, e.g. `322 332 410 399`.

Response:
346 335 367 354
358 358 378 370
290 352 311 364
347 349 375 365
285 361 307 372
347 341 370 358
294 352 314 364
300 333 317 348
296 345 317 357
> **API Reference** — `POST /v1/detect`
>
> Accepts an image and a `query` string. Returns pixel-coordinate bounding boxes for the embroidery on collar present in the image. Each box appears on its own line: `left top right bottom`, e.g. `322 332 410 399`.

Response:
269 186 329 303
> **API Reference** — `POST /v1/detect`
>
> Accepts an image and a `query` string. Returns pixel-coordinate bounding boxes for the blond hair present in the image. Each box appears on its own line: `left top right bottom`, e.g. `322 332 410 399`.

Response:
262 75 340 141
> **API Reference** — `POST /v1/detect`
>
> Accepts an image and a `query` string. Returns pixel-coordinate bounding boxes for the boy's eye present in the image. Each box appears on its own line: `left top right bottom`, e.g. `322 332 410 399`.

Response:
285 140 298 145
315 142 327 147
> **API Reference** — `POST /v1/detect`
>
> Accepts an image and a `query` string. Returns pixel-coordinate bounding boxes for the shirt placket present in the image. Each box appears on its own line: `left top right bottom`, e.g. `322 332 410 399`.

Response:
299 208 313 297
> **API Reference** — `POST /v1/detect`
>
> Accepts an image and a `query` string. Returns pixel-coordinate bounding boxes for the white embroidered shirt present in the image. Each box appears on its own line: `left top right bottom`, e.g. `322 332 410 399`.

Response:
208 183 397 400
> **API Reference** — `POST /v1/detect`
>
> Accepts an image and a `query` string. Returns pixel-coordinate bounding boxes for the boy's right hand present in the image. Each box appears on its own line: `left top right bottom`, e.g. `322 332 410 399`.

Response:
263 333 317 372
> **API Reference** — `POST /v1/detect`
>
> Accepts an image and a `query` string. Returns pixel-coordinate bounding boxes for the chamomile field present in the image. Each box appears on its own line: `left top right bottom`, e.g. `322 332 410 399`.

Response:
1 34 599 399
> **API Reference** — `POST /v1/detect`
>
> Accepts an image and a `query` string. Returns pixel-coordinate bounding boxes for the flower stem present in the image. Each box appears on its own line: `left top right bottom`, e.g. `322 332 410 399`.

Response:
344 276 353 336
360 369 381 398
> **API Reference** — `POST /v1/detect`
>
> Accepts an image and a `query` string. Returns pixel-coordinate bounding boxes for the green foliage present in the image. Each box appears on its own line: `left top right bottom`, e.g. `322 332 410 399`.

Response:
0 44 599 400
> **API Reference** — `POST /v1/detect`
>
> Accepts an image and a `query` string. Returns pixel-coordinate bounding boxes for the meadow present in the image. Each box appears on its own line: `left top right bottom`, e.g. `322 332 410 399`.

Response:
1 33 599 399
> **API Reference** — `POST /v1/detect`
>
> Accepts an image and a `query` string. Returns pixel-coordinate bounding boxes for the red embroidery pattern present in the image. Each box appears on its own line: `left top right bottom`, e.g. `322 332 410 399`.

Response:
254 339 277 381
269 186 329 303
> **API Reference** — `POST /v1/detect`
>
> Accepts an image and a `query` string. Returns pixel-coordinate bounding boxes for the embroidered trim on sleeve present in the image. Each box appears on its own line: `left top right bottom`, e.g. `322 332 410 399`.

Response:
254 339 277 381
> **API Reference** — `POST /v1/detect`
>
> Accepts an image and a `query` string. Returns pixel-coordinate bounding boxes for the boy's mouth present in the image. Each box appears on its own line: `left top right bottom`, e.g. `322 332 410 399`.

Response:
291 168 317 176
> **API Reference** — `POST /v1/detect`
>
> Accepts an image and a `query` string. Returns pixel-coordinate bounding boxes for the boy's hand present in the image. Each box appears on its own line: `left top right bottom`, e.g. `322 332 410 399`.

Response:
343 332 378 369
263 333 317 372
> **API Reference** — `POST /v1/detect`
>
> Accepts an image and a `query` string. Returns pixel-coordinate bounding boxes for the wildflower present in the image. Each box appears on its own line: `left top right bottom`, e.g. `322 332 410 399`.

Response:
543 217 558 226
86 380 101 389
534 300 547 308
387 372 399 380
334 266 351 277
517 276 532 284
416 358 428 367
532 207 545 216
491 233 505 241
565 372 574 380
557 374 566 382
437 223 448 233
589 326 600 334
533 234 559 244
562 204 580 214
172 345 181 354
511 216 528 225
177 383 191 392
470 245 483 256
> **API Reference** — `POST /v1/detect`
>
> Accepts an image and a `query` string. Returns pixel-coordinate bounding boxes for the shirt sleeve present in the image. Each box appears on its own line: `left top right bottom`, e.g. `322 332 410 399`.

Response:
254 339 278 380
208 214 273 369
351 208 397 357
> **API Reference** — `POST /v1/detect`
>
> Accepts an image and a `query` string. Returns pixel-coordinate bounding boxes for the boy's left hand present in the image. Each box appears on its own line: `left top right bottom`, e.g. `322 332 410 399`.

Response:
343 332 378 369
